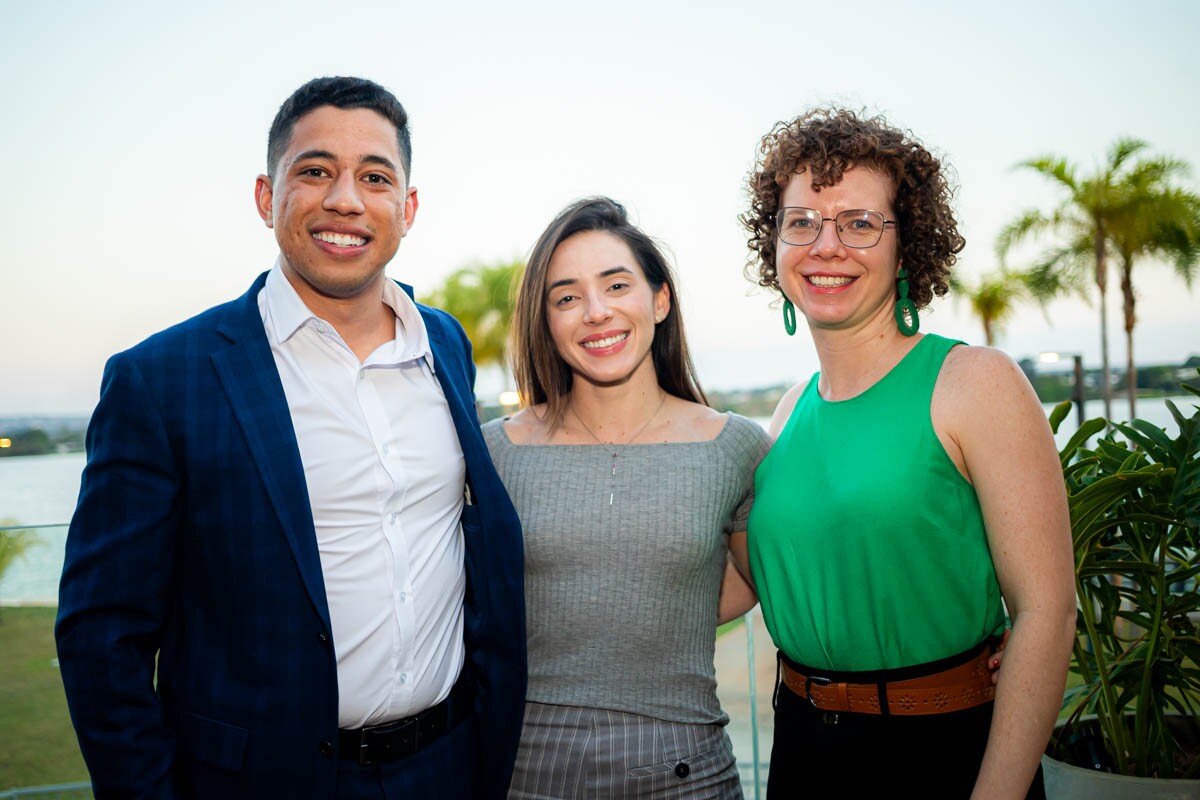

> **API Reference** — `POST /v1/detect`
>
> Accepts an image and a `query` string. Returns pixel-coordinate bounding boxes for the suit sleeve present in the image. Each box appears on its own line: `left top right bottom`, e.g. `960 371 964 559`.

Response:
56 352 181 799
434 310 527 798
451 315 478 396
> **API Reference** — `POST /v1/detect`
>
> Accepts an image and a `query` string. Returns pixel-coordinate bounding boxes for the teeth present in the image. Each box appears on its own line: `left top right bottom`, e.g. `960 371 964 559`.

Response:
582 333 628 349
313 231 367 247
808 275 853 288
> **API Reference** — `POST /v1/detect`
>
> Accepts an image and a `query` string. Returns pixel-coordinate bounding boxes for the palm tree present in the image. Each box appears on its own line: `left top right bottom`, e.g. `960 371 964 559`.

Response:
949 269 1029 347
0 519 38 621
1108 168 1200 417
998 138 1153 420
421 259 524 382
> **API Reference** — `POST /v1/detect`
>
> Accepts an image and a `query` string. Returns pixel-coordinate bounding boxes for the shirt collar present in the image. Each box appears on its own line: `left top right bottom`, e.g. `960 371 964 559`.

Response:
263 259 436 372
263 260 317 342
379 272 436 372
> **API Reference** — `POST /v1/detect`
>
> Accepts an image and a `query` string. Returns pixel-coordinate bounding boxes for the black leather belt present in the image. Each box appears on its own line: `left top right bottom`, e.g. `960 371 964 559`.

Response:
337 678 471 765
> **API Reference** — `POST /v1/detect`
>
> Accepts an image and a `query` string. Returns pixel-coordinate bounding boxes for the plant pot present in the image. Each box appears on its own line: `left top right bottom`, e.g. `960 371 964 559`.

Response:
1041 753 1200 799
1043 714 1200 799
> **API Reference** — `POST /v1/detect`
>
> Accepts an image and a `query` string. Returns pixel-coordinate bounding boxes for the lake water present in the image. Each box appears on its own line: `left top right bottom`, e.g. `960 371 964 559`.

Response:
1 395 1194 603
0 452 84 603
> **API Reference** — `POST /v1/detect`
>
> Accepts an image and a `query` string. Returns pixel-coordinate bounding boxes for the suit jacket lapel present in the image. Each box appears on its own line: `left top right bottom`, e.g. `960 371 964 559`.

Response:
211 274 331 626
420 308 481 473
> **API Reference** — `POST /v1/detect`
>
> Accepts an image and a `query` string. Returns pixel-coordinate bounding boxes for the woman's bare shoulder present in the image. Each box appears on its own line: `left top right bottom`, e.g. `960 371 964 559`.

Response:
662 398 728 442
936 344 1047 442
502 406 551 445
940 344 1032 404
767 380 809 439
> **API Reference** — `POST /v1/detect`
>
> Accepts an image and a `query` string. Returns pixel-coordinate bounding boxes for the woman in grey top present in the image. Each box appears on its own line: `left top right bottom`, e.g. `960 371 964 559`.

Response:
483 197 770 799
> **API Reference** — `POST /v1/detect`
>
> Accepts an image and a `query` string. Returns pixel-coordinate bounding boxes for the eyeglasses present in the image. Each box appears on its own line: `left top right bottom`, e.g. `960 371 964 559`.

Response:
775 207 897 249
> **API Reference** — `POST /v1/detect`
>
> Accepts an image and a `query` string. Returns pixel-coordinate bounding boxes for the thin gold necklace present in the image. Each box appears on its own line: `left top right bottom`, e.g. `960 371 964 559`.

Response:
568 392 668 506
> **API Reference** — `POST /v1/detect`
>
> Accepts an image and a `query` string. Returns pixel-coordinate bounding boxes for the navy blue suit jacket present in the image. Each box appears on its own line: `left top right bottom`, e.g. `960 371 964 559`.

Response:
56 273 526 799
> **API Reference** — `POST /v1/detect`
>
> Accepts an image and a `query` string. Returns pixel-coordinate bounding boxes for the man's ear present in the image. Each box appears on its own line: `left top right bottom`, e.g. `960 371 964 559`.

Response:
255 175 274 228
401 185 419 236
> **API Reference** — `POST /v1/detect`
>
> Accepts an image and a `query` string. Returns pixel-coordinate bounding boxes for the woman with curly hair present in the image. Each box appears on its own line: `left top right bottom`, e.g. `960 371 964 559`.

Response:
731 108 1076 797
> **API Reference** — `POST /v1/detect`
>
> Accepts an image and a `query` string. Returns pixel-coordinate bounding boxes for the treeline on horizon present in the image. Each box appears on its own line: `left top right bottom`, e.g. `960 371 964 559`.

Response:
1017 356 1200 404
0 427 85 458
6 354 1200 456
701 356 1200 420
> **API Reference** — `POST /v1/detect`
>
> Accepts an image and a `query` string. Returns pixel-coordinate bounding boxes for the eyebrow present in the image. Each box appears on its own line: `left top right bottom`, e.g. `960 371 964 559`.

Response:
547 266 634 292
290 150 399 173
360 154 399 172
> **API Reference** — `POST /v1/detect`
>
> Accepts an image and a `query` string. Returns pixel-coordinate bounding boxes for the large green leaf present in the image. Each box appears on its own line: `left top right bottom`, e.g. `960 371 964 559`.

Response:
1052 388 1200 777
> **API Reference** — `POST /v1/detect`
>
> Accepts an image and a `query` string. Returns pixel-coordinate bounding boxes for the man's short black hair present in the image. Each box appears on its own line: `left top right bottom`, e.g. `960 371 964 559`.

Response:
267 76 411 181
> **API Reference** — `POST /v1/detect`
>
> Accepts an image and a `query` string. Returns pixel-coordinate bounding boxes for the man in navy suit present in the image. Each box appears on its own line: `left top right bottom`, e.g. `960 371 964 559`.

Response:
56 76 526 799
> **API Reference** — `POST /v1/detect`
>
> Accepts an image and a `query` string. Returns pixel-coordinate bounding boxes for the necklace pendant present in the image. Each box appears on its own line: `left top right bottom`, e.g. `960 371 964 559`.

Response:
567 394 667 510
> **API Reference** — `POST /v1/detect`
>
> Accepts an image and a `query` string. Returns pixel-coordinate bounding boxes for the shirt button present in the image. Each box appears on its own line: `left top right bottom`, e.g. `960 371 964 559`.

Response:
399 591 407 603
319 741 334 758
399 673 408 685
390 512 400 524
674 762 690 779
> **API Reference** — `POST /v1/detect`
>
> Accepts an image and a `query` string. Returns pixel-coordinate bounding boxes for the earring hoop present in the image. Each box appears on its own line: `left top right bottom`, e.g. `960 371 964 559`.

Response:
782 298 797 336
893 269 919 336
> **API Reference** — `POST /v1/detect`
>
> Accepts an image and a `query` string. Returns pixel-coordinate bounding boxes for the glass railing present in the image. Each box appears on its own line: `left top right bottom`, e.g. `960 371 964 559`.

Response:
0 524 91 795
0 786 92 800
0 524 771 798
718 610 771 798
0 524 67 606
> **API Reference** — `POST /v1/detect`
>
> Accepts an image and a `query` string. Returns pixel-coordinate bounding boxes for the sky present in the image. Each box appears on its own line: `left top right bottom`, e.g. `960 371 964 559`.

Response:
2 0 1198 415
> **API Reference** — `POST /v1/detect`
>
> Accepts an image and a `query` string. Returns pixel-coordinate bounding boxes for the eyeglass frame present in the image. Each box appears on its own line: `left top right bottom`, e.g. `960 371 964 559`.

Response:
774 207 898 249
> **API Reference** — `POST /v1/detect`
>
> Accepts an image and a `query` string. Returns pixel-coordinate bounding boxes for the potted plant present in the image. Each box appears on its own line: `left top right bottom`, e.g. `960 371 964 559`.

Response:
1041 376 1200 797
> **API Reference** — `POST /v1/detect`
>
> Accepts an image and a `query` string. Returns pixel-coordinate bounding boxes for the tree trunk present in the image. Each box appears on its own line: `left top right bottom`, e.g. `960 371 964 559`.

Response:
1121 256 1137 419
1095 232 1113 420
983 318 995 348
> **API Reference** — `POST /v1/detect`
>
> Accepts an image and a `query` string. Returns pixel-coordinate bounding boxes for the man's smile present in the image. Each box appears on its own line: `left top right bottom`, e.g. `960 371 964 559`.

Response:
312 231 368 247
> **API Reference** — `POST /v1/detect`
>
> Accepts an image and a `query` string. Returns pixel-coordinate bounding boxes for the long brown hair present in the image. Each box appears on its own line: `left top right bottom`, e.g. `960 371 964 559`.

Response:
511 196 708 429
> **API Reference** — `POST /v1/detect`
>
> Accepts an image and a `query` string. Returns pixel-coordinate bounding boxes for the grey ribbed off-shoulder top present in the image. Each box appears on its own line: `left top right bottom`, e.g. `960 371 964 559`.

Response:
482 413 770 724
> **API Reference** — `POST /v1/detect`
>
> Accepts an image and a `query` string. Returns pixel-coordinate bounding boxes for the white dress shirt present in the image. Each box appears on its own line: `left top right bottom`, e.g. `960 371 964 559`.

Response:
259 263 466 728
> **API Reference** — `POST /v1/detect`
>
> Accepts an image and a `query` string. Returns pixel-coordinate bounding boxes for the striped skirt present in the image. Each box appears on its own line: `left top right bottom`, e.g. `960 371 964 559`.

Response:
507 702 742 799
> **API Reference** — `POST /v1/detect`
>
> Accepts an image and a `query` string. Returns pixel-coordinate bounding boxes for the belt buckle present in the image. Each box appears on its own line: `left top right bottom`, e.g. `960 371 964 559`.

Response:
357 734 373 767
355 724 378 767
804 674 833 710
358 716 419 766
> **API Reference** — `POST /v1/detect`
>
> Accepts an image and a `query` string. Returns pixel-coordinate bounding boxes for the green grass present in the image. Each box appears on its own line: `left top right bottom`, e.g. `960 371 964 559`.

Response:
0 606 89 789
716 615 746 639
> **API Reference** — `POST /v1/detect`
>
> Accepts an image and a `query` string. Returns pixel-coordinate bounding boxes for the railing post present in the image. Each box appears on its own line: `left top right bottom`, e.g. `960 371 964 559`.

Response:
745 609 761 800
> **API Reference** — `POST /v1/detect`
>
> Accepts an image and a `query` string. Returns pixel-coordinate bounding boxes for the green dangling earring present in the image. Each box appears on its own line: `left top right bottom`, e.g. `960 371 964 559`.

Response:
782 298 797 336
893 269 920 336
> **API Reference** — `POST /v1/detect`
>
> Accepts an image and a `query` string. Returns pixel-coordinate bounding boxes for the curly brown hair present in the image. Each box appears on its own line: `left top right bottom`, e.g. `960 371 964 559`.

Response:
741 107 964 308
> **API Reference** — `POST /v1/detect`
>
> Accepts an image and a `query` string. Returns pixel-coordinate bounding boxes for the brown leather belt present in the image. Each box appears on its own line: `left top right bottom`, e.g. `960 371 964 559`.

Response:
780 645 996 716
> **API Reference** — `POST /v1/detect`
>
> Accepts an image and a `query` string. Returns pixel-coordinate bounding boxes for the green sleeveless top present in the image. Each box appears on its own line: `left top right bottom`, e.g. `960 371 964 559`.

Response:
748 334 1004 671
